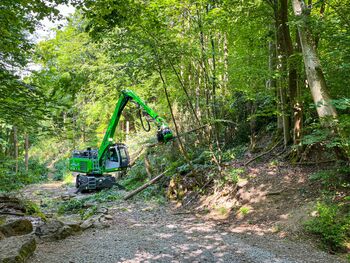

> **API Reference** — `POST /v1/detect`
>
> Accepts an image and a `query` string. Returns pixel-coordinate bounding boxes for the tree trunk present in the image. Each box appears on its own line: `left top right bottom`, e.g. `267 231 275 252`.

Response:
156 59 188 160
292 0 337 121
294 31 304 149
267 25 277 90
24 133 29 172
13 126 18 174
223 33 229 94
123 169 170 200
144 152 152 178
280 0 300 146
275 0 292 146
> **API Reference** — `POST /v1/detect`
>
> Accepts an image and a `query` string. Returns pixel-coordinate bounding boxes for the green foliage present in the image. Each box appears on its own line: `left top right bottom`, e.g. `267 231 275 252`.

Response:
216 167 245 187
227 168 244 184
23 200 46 220
58 198 85 215
0 158 48 192
309 170 337 187
309 168 350 190
221 145 247 162
53 159 69 181
58 187 122 217
239 206 250 215
121 160 148 191
0 0 70 131
306 166 350 251
305 202 350 251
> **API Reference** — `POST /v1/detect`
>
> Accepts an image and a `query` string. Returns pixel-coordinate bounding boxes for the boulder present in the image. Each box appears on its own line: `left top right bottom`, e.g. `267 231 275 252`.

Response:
0 219 33 237
80 216 96 230
96 207 108 214
35 219 79 241
80 214 110 230
58 215 82 233
0 235 36 263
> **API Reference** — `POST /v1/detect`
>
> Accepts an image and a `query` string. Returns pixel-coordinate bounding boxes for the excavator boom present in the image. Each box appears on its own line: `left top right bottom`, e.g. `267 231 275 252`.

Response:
98 89 172 164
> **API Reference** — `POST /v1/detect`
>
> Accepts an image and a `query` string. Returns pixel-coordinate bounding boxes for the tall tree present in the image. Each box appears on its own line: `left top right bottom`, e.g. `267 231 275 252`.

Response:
292 0 337 121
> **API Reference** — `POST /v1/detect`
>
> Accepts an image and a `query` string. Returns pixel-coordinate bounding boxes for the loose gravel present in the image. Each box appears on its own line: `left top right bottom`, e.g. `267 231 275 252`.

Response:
28 202 345 263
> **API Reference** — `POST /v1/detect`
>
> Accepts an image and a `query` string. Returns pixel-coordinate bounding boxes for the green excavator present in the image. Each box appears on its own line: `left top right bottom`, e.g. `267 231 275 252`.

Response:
69 89 173 192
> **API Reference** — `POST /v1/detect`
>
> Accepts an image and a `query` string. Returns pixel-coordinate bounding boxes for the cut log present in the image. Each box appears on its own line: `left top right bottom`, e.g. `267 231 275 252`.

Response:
123 169 170 200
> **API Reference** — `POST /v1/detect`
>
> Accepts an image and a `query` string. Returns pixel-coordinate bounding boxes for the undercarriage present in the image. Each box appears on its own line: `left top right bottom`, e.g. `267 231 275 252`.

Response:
75 174 116 192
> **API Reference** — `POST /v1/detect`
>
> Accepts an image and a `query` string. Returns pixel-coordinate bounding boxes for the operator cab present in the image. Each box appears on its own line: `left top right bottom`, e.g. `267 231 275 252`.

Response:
105 143 130 170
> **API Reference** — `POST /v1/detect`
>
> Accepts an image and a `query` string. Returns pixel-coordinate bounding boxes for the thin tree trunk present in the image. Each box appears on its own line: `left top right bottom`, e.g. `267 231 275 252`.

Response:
144 151 152 178
294 31 303 149
13 126 18 174
156 59 188 159
208 18 221 157
268 25 277 90
275 0 291 145
197 6 211 123
123 169 170 200
292 0 337 121
281 0 299 145
313 0 326 48
279 85 291 146
168 61 201 125
24 133 29 172
223 33 229 93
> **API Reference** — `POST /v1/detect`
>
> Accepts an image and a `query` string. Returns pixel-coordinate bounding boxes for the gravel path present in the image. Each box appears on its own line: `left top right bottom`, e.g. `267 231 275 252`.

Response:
28 202 344 263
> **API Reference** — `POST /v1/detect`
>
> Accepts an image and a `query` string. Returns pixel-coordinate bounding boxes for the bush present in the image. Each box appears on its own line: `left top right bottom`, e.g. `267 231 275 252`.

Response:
53 158 69 181
305 202 350 251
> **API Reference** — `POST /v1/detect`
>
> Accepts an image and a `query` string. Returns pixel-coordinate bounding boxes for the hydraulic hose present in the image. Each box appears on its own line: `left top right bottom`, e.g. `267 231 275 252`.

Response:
139 109 151 132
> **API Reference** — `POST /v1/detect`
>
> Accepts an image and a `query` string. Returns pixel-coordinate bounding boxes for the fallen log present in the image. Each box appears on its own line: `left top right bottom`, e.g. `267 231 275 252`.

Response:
123 169 171 200
244 139 282 166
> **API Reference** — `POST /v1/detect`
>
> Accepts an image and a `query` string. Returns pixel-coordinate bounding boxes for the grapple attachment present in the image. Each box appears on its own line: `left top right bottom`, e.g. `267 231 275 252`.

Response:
157 126 173 143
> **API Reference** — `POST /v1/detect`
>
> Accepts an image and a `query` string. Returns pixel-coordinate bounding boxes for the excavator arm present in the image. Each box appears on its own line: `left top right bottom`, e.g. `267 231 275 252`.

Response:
97 89 173 165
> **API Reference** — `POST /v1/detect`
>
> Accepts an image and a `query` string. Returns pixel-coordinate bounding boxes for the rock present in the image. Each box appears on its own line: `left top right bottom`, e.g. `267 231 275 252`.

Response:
0 235 36 263
96 207 108 214
237 180 248 188
103 214 113 220
35 220 63 237
80 219 93 230
83 201 97 208
64 222 81 233
80 214 110 230
61 195 71 201
35 219 79 241
94 219 110 229
61 193 76 201
56 225 75 240
58 214 82 226
80 215 99 230
0 219 33 237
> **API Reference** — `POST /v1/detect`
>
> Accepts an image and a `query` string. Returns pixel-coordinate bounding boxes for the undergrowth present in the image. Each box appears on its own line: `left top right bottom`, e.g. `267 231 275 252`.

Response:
58 187 123 218
305 167 350 252
0 157 48 192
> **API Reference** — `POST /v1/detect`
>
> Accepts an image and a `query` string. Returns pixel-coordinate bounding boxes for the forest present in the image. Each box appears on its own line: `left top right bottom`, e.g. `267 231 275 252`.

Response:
0 0 350 262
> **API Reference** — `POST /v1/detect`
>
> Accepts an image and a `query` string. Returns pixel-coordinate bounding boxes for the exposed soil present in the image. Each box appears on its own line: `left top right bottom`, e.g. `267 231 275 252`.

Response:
195 158 326 239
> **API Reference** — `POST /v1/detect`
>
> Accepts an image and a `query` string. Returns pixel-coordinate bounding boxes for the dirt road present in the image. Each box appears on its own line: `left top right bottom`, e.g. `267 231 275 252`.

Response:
28 201 344 263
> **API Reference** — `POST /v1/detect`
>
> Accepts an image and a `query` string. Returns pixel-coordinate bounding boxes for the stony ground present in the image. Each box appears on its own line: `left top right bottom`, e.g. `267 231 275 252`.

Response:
26 199 345 263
